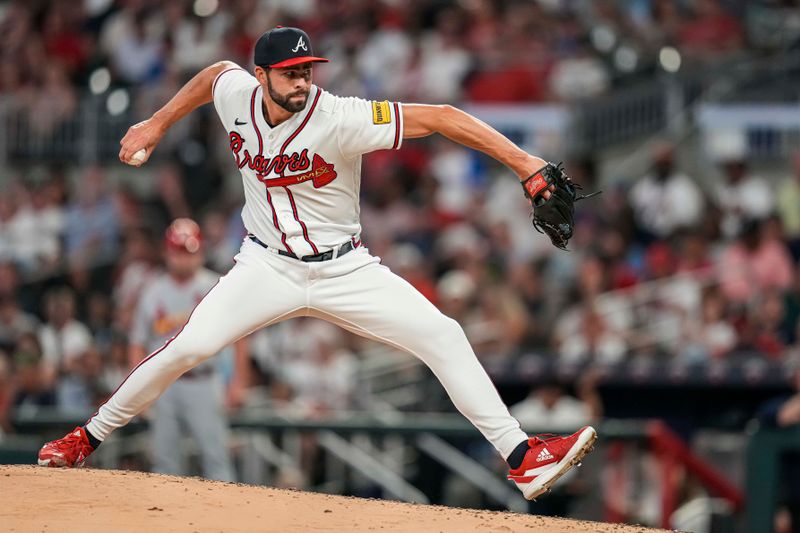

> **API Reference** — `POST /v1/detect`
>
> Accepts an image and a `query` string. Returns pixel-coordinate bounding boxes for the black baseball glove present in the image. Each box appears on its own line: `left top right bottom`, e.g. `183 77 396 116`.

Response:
521 162 601 250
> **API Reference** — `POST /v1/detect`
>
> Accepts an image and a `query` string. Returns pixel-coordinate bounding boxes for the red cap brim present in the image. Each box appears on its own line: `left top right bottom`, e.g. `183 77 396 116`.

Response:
270 56 329 68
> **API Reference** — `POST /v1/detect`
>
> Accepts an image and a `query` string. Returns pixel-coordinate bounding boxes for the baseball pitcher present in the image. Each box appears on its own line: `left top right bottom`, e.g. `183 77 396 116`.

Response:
40 27 596 500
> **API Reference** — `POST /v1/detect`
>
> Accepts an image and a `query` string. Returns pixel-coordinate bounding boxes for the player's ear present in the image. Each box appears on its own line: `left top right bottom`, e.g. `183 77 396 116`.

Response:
254 66 268 84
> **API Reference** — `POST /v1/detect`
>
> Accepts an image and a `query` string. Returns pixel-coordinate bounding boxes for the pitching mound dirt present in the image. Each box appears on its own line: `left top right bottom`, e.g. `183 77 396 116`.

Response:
2 465 669 532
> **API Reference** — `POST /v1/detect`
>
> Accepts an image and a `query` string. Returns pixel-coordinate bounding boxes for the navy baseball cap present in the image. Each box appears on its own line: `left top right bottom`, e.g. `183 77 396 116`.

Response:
254 27 329 69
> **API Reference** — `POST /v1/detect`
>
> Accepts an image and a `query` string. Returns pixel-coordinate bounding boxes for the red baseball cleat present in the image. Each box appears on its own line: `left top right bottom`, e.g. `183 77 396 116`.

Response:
38 427 95 468
507 425 597 500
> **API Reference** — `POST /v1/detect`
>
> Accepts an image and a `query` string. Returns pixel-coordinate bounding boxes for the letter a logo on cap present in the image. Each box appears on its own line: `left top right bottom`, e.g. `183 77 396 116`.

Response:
292 36 308 53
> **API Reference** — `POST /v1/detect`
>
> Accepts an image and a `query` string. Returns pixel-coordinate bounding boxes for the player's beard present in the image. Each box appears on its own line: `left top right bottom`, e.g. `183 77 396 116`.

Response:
267 76 309 113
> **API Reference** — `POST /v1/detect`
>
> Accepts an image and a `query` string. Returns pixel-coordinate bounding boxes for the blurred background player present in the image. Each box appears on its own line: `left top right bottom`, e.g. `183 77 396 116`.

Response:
128 218 244 481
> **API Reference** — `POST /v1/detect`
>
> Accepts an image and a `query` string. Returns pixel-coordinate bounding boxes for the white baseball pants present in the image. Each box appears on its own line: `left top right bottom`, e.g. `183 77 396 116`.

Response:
86 238 528 459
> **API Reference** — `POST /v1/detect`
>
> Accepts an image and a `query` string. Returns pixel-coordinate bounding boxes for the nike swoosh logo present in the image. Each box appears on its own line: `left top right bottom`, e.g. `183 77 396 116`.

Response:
234 119 247 125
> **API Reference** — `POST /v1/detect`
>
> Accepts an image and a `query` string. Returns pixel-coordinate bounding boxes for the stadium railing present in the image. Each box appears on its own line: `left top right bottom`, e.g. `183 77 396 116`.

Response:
3 410 746 528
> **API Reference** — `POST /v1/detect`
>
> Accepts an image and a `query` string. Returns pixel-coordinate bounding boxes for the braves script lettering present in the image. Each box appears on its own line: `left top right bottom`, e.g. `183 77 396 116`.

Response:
228 131 337 188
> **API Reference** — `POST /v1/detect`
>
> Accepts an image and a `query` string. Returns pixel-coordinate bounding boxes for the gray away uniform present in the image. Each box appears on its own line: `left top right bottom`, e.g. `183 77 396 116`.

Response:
130 268 235 481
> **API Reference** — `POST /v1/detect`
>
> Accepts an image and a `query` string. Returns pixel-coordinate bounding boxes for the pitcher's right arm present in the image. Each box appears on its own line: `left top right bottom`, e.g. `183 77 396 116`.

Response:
119 61 241 165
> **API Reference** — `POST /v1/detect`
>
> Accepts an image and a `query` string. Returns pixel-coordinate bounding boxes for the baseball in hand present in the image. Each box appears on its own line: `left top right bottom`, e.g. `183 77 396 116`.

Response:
128 149 147 166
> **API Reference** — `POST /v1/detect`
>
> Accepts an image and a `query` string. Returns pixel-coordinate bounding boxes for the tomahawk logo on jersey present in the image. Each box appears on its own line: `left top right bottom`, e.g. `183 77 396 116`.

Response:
212 68 402 258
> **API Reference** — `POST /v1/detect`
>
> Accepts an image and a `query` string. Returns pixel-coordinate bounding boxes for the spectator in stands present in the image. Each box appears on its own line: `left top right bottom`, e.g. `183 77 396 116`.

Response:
555 255 633 348
113 227 159 331
28 173 66 272
597 227 639 290
719 218 793 306
0 261 38 352
282 322 356 414
0 184 57 273
41 5 87 76
716 156 775 240
102 7 165 85
548 38 610 101
437 270 477 326
741 290 790 359
679 0 744 58
0 6 33 83
629 141 705 242
76 344 108 409
417 7 471 103
113 186 147 233
0 173 63 276
465 58 548 103
355 11 413 100
12 332 56 416
25 63 77 137
86 292 114 353
435 223 489 282
201 209 238 274
64 166 120 289
675 231 714 281
777 152 800 260
508 259 551 347
511 375 601 432
385 244 438 305
466 3 552 103
466 282 529 360
680 286 737 362
168 3 228 74
38 287 93 411
558 305 628 365
149 165 192 230
429 142 480 221
641 241 702 353
643 0 684 48
99 332 129 403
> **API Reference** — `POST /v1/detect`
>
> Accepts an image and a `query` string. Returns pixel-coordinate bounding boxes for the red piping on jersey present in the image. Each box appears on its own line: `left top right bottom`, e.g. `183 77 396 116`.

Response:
251 86 293 254
250 88 264 153
279 88 321 154
277 88 322 254
283 186 318 254
392 102 401 150
211 67 244 99
85 278 223 429
265 188 294 255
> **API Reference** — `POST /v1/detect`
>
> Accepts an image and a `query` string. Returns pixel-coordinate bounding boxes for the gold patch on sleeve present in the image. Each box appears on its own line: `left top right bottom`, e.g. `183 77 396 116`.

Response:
372 100 392 125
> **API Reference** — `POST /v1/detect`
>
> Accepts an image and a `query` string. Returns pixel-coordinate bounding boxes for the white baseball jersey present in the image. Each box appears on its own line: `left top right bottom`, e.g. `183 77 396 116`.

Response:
212 67 404 257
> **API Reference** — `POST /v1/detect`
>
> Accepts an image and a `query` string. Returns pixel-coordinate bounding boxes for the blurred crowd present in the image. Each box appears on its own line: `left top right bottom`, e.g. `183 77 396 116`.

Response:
0 0 779 118
1 136 799 431
0 0 799 433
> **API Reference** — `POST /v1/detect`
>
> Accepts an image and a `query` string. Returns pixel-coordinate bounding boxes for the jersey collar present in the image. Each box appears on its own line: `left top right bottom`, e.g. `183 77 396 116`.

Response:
253 84 319 135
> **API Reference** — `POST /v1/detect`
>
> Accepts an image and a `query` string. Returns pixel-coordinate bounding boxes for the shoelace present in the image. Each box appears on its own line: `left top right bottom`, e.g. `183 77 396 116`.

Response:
529 434 561 446
59 430 89 449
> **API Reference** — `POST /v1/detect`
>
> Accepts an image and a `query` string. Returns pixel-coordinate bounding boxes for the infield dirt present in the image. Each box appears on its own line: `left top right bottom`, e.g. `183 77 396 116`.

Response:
1 465 673 532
